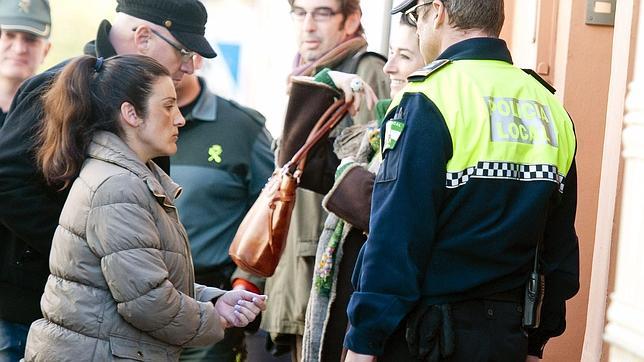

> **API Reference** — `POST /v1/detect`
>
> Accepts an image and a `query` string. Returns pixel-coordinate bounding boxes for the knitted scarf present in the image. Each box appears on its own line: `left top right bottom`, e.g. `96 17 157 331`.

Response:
290 35 368 79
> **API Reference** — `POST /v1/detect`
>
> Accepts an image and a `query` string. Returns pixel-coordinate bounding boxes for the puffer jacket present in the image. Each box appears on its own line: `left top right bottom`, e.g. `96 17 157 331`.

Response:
25 131 225 362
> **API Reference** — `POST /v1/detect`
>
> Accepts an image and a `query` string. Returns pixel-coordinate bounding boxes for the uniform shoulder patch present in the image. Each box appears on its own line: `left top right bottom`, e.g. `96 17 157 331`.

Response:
407 59 451 82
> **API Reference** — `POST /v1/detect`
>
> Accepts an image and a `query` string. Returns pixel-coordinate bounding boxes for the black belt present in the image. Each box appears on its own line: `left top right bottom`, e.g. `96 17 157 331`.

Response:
483 287 523 303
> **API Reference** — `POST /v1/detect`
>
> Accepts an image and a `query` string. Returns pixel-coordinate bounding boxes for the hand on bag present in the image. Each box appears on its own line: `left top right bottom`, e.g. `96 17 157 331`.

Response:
345 350 376 362
328 71 378 116
214 290 267 328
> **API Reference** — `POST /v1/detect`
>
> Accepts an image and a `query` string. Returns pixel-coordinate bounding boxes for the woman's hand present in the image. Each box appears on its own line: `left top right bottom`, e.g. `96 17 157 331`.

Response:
214 290 267 328
328 71 378 116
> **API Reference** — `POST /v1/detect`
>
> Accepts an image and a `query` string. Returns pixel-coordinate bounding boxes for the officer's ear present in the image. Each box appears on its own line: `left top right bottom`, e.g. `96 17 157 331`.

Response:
132 25 152 54
41 41 52 62
432 0 447 30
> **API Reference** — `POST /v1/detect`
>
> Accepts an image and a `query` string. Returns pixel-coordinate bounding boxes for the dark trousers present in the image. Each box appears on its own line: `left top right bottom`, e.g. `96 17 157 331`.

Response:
380 299 528 362
0 319 29 362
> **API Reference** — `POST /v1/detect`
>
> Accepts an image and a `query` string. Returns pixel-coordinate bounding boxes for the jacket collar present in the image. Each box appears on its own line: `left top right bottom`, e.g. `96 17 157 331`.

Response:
184 77 218 122
88 131 182 207
83 20 118 58
437 37 513 64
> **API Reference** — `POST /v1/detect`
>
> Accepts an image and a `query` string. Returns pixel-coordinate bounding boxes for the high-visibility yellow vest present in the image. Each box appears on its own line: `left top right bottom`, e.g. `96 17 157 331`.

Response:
387 58 576 192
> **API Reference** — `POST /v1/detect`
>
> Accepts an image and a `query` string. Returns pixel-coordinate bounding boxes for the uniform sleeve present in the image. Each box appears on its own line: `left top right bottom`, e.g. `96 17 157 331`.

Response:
344 93 453 355
0 70 67 255
86 174 224 347
353 55 389 126
528 160 579 357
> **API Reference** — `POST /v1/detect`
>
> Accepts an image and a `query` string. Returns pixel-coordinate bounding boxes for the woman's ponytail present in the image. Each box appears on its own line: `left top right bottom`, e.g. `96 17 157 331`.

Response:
37 56 101 189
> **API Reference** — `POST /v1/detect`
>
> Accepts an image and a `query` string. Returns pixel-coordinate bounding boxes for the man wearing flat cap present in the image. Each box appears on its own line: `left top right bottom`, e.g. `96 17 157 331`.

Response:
0 1 218 360
0 0 51 359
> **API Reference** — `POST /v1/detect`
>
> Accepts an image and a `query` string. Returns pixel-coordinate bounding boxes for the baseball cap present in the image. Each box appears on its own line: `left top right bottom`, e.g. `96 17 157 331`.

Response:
0 0 51 38
391 0 416 14
116 0 216 58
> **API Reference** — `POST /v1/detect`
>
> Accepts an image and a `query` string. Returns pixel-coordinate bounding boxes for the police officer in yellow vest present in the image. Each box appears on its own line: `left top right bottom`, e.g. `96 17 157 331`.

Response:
344 1 579 361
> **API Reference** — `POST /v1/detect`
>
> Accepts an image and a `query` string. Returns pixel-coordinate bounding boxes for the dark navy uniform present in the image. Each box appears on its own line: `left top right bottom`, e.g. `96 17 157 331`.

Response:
344 38 579 360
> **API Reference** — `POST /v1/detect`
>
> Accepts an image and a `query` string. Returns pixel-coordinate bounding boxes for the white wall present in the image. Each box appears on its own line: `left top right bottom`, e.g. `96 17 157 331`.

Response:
508 0 538 69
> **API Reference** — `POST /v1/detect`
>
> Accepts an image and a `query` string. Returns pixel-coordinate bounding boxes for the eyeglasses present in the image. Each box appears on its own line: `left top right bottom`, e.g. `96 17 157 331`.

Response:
290 7 340 22
149 28 195 63
404 1 434 26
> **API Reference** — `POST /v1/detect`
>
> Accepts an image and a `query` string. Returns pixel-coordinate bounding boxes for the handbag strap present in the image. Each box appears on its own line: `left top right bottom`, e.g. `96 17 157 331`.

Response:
284 99 352 175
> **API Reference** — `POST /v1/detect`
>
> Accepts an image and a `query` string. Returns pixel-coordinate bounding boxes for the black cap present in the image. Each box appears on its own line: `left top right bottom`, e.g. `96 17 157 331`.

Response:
391 0 416 14
116 0 216 58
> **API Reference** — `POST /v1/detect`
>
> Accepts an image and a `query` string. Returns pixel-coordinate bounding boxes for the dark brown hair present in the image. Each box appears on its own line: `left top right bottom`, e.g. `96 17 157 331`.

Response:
37 54 170 189
440 0 505 37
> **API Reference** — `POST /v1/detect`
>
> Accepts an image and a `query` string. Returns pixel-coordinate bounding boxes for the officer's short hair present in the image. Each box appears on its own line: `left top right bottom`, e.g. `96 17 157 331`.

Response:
288 0 365 35
442 0 504 37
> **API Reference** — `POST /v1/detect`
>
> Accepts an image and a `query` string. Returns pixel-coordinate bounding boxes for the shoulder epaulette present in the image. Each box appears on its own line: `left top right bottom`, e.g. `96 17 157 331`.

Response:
522 68 556 94
407 59 451 82
227 99 267 126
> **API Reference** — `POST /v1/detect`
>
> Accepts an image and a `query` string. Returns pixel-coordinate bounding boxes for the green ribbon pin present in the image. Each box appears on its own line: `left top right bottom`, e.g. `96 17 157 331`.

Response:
208 145 223 164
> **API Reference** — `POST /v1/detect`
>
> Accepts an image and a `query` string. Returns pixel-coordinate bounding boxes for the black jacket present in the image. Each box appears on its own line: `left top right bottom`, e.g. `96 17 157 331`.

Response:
0 62 67 323
0 20 130 324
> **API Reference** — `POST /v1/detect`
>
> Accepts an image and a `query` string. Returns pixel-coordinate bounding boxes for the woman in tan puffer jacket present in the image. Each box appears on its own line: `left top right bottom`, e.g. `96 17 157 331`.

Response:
23 55 266 362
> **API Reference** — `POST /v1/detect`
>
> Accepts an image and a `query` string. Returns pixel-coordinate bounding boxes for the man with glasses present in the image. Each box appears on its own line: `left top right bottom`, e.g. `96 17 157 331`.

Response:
344 0 579 361
261 1 389 361
0 2 216 360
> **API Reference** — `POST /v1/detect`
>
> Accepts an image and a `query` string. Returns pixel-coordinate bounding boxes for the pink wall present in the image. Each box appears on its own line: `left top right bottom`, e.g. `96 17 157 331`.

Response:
505 0 615 360
544 1 614 361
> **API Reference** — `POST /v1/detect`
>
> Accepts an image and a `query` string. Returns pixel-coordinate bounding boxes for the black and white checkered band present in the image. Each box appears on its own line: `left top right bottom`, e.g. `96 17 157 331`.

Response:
446 162 566 193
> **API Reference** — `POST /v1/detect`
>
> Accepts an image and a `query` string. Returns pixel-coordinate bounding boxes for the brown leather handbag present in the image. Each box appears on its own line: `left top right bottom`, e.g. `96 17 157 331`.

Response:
229 99 351 277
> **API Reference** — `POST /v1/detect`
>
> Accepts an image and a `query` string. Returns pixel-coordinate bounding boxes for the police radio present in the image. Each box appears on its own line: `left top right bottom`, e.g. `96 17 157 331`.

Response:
523 243 544 329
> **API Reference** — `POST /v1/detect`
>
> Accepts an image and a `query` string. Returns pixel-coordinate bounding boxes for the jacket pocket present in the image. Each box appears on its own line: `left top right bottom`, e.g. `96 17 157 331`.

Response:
296 238 319 257
375 148 400 183
109 335 167 361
